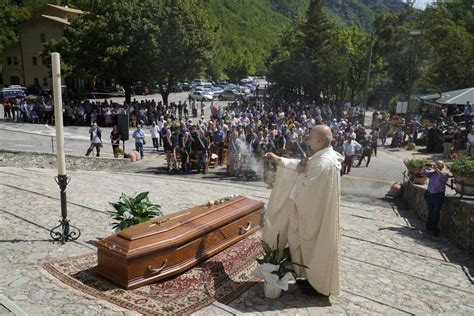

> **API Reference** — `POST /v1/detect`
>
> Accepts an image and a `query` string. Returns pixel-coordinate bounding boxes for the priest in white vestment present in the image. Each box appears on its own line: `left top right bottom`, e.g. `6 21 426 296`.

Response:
264 125 343 296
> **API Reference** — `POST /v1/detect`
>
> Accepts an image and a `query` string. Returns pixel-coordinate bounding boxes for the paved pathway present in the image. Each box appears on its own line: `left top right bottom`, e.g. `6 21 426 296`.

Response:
0 166 472 315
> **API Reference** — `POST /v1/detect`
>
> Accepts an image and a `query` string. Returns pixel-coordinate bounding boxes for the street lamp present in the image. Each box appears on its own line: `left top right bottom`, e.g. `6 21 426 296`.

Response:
406 29 426 110
406 29 425 143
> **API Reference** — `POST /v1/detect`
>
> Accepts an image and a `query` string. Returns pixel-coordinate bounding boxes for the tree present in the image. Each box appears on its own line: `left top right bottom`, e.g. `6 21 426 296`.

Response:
299 0 335 100
47 0 160 102
152 0 216 105
421 4 474 90
45 0 215 104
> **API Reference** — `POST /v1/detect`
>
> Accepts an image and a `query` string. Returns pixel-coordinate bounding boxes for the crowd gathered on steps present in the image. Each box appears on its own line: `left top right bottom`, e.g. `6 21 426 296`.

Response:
4 94 473 177
70 97 377 176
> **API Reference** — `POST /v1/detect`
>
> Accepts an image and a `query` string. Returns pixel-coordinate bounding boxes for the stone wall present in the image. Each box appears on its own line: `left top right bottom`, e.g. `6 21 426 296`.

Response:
403 180 474 252
0 149 130 171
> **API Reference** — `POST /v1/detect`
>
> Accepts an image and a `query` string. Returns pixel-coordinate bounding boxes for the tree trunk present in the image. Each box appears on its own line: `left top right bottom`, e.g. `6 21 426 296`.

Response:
124 84 132 104
161 92 169 106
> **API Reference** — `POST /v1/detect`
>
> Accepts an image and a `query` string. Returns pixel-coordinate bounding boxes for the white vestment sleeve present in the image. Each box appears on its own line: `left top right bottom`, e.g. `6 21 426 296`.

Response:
262 158 299 249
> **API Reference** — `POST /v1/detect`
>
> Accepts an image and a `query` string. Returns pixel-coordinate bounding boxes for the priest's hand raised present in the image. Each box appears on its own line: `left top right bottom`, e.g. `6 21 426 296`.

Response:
296 164 305 174
264 152 281 163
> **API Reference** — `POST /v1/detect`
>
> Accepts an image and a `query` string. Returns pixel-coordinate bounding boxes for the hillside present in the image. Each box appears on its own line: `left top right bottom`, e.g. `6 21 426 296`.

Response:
205 0 407 77
325 0 406 30
268 0 406 30
0 0 407 80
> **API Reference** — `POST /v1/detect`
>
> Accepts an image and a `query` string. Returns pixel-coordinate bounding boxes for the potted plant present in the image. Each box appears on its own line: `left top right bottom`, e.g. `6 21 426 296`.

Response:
115 147 124 157
448 156 474 195
404 159 424 182
253 234 307 299
108 192 162 232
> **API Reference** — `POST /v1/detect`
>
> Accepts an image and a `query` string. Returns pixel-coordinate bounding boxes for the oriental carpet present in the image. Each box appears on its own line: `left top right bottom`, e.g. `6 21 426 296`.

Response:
39 234 262 315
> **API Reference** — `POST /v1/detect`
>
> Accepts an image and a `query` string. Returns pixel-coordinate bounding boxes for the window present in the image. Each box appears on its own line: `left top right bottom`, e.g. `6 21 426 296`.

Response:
41 57 46 65
7 57 12 65
32 57 37 65
43 78 48 86
40 33 46 43
34 78 39 86
13 57 18 65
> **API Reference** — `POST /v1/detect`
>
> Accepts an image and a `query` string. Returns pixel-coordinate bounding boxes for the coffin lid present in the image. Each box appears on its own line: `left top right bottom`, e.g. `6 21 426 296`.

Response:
119 196 260 241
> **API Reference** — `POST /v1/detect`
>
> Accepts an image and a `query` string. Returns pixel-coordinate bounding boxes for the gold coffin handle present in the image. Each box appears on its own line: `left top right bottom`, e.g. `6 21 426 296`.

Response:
148 259 168 274
239 221 252 235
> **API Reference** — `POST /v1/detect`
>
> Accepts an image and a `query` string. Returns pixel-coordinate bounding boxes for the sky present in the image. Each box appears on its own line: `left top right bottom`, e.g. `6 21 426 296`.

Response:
411 0 432 9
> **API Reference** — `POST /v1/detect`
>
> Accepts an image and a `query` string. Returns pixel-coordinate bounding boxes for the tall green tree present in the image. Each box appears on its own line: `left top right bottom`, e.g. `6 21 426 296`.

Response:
47 0 160 102
420 4 474 90
152 0 216 105
299 0 335 100
45 0 215 104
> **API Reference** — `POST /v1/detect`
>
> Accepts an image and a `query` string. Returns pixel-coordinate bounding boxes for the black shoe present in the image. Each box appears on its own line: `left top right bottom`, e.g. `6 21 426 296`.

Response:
296 279 325 296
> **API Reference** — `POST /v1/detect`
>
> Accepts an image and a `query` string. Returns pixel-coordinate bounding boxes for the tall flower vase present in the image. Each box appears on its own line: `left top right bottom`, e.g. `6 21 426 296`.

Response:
264 281 282 299
253 263 295 299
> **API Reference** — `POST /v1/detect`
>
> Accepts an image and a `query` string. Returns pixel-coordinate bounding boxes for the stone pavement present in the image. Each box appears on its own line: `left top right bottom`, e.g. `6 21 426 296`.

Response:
0 166 473 315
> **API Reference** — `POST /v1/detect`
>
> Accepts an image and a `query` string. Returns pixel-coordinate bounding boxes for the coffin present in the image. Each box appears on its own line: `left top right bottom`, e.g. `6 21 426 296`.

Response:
96 195 264 289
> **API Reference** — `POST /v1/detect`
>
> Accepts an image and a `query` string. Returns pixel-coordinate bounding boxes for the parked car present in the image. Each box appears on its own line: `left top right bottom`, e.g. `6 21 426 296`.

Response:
179 83 194 91
132 85 149 95
190 91 213 101
0 88 26 102
238 86 251 95
217 89 242 101
212 86 224 94
8 85 28 94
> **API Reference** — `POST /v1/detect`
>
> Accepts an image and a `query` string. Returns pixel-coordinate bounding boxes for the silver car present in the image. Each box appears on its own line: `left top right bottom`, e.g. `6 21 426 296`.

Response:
190 91 213 101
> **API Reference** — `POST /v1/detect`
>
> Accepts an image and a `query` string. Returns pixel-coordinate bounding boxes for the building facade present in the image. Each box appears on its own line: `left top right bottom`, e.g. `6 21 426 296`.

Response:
1 4 83 88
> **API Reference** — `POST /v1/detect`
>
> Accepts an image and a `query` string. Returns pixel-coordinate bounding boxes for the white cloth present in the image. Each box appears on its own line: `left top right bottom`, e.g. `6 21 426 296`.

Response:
150 126 160 138
343 140 361 156
262 146 343 296
91 130 101 144
468 133 474 144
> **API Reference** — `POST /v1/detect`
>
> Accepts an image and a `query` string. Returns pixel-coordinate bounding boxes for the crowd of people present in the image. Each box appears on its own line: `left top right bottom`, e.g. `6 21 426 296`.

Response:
4 92 473 179
2 93 385 176
2 95 207 127
87 98 379 176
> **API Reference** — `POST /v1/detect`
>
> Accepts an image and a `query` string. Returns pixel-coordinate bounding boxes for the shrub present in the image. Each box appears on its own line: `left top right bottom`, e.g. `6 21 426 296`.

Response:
108 192 162 230
404 159 424 168
448 156 474 177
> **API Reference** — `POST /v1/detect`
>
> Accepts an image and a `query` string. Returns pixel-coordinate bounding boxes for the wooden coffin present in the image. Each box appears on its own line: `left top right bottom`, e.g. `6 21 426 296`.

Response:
96 195 263 289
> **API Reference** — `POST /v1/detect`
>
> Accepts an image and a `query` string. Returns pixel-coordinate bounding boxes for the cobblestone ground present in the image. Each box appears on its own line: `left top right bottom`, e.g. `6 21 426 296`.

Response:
0 166 473 315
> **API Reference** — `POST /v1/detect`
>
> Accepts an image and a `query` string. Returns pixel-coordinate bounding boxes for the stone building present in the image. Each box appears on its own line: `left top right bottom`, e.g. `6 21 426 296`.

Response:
1 4 83 89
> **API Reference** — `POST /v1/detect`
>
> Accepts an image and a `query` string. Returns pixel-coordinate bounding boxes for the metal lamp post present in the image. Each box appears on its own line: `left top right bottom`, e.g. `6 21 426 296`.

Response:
48 52 81 244
406 29 426 143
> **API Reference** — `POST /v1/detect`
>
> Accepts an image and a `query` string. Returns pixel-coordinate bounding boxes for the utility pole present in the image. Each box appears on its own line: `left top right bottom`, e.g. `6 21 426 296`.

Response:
362 34 376 126
407 29 425 116
406 29 425 144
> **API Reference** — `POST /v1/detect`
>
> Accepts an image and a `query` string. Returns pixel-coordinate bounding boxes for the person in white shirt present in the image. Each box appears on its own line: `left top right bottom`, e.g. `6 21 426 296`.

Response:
466 128 474 158
156 117 165 148
150 122 160 151
342 136 361 174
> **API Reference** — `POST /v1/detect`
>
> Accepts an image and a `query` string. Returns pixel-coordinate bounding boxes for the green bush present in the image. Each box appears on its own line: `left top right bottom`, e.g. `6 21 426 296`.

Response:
449 156 474 177
404 159 424 168
108 192 162 230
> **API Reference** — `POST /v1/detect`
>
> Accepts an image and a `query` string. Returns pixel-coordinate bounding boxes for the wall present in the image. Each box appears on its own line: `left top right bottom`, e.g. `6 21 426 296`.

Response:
2 43 23 86
0 149 130 171
403 180 474 252
19 18 66 87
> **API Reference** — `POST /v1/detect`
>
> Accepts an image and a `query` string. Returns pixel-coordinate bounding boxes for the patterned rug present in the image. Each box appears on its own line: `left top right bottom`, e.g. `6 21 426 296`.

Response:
39 235 262 315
